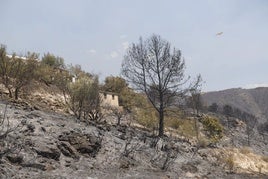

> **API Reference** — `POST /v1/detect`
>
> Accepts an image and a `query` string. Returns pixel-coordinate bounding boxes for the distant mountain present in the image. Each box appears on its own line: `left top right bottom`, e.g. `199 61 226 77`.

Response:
202 87 268 123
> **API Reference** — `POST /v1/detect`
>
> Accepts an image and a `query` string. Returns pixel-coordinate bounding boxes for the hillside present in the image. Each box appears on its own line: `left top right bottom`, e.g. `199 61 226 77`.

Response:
0 100 268 178
202 87 268 123
0 76 267 178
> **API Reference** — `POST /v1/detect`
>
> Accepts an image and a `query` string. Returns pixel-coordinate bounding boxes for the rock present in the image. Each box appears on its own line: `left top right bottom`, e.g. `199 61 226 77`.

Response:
6 155 23 164
57 141 79 159
21 163 47 171
27 123 35 132
58 131 102 157
119 156 136 169
34 143 61 161
181 162 198 173
40 126 46 132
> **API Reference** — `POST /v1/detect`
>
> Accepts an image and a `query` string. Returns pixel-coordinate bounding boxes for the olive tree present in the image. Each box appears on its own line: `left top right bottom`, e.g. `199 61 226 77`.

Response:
12 53 39 99
0 45 19 98
121 34 200 137
0 45 38 99
66 75 102 121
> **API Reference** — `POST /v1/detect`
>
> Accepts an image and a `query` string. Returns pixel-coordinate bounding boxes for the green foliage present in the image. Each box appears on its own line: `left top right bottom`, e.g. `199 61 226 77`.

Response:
67 76 101 120
12 53 39 99
201 115 224 142
37 53 68 86
41 53 65 69
102 76 127 93
101 76 134 109
0 45 39 99
68 64 91 79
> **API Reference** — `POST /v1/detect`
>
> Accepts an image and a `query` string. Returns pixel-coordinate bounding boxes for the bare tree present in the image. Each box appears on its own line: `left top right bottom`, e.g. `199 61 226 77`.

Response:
106 105 127 126
243 113 257 146
0 103 24 160
223 104 233 129
122 34 200 137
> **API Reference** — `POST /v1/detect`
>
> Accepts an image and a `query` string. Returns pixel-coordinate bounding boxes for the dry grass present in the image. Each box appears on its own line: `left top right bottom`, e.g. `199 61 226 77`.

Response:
262 155 268 163
211 147 268 175
240 147 252 154
225 154 235 172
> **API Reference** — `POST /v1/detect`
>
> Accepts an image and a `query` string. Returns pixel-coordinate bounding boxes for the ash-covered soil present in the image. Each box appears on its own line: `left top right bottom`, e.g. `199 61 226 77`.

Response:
0 100 267 179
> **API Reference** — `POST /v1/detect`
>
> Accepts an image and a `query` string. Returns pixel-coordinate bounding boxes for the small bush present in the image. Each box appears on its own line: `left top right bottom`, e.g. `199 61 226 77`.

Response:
198 137 209 148
225 154 235 173
201 116 224 143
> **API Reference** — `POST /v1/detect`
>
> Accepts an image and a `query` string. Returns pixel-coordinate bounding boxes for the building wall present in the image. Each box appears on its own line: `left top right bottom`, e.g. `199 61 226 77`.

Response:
100 92 119 107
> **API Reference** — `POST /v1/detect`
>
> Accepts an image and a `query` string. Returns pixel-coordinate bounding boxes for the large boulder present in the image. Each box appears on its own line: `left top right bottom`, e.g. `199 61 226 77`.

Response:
34 142 61 161
58 131 102 157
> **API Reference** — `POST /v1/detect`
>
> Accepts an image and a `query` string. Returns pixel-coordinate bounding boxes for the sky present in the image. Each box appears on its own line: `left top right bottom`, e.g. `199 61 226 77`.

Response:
0 0 268 92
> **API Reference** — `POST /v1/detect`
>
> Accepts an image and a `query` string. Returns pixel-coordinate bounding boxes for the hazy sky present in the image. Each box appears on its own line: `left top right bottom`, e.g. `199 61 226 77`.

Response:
1 0 267 91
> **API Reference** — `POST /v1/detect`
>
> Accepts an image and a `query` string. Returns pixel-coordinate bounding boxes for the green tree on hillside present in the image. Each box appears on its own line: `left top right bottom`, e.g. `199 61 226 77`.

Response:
0 45 13 97
102 76 128 93
41 53 65 69
0 45 38 99
37 53 66 85
11 52 39 99
101 76 134 109
67 75 101 121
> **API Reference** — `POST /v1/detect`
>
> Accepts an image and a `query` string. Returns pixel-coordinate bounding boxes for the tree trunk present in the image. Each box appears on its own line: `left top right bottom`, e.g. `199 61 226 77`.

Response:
195 119 199 141
15 88 19 100
117 117 121 126
8 88 12 98
158 109 164 137
247 133 251 146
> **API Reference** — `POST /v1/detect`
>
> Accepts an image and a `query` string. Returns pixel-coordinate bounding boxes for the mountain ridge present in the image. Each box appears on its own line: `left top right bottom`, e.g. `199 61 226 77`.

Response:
202 87 268 123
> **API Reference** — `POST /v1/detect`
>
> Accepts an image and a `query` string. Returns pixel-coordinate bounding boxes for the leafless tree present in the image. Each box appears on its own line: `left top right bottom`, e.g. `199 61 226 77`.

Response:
245 115 257 146
0 104 24 160
122 34 200 137
188 79 203 141
106 105 127 126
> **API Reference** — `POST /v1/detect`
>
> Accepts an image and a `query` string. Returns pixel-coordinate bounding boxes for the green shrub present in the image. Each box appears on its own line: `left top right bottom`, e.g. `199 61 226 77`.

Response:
201 116 224 142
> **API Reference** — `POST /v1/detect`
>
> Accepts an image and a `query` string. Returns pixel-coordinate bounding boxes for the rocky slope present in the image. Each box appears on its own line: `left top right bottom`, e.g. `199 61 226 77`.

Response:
0 100 267 179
